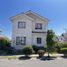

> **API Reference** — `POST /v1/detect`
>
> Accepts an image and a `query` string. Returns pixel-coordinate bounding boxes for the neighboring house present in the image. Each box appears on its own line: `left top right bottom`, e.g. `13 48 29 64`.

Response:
58 36 64 43
10 10 49 50
58 33 67 43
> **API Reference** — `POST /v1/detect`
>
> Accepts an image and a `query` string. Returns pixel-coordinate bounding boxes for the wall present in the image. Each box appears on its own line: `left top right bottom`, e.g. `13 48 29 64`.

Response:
11 14 32 50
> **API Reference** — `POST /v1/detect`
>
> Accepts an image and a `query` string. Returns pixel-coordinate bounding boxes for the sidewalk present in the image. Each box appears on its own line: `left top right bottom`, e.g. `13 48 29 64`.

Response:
13 54 64 58
0 54 64 59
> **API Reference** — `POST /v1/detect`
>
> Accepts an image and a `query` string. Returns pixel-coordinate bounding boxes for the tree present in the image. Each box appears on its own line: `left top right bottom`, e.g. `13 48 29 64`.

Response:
0 37 11 50
46 30 56 57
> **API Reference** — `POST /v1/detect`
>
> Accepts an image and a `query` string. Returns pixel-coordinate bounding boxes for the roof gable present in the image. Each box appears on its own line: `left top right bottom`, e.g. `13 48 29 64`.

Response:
10 10 49 22
25 10 49 22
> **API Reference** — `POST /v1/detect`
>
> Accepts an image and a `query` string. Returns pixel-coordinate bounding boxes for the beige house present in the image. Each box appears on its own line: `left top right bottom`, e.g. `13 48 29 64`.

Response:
10 10 49 50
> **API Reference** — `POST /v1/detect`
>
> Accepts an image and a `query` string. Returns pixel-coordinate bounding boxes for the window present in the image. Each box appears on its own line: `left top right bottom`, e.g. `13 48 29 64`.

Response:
37 37 42 44
35 23 42 29
18 22 26 28
16 37 26 45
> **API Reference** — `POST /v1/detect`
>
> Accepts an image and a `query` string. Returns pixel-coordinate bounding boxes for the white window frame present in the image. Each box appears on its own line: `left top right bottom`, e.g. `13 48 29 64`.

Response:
35 23 42 29
18 22 26 28
16 37 26 45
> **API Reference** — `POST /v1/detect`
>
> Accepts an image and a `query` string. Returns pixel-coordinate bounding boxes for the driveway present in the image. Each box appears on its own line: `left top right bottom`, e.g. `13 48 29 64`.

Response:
0 58 67 67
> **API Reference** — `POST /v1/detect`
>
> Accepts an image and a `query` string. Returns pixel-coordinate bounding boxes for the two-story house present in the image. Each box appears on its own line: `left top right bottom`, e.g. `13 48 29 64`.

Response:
10 10 49 50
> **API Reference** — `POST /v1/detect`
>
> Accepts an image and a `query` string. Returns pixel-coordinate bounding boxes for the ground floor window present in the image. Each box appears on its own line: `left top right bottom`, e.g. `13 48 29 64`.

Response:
16 37 26 45
37 37 42 44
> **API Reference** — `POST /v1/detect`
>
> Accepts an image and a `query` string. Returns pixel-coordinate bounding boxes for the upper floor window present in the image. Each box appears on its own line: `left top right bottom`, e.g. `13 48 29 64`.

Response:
35 23 42 29
18 22 26 28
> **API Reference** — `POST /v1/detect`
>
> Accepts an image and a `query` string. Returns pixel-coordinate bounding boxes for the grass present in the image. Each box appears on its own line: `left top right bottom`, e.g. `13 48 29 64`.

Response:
0 56 17 59
50 52 58 54
61 48 67 50
45 52 58 54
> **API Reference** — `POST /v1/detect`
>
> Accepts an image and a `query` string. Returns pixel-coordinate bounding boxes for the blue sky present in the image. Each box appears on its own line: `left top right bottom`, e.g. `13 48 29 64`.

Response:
0 0 67 39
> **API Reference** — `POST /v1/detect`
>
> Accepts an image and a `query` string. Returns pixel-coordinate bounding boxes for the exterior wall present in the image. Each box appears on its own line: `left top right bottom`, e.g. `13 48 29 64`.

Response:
11 15 32 50
58 33 67 43
11 12 48 50
32 19 47 47
58 36 64 43
32 33 46 47
32 19 47 32
62 33 67 42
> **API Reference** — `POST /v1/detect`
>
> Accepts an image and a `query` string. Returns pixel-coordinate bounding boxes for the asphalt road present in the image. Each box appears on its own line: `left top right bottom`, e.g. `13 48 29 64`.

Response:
0 58 67 67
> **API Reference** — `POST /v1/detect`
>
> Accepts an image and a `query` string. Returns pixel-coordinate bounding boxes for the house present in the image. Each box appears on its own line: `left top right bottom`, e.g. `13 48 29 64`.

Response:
58 36 64 43
58 33 67 43
10 10 49 50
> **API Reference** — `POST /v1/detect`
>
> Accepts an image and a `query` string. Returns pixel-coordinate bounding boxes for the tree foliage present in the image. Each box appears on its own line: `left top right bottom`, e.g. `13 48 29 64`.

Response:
46 30 56 54
0 37 11 50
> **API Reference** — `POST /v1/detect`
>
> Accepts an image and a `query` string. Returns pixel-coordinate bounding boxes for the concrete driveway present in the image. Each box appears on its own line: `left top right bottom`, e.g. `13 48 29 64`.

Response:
0 58 67 67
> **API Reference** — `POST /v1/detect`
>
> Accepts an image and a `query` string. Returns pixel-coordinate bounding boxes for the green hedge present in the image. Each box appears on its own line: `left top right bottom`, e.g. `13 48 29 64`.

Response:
60 48 67 54
22 46 34 56
32 45 46 53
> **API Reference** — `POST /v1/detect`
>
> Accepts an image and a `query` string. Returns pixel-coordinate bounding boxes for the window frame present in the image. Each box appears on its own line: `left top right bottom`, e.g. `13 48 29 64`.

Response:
16 37 26 45
35 23 42 29
18 22 26 29
37 37 42 44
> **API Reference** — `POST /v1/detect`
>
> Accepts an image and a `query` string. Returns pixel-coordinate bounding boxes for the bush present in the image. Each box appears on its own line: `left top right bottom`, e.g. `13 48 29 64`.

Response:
56 43 67 48
61 48 67 54
62 44 67 48
32 45 46 53
37 50 45 58
0 37 11 47
0 37 11 50
0 37 12 55
55 46 61 53
22 46 34 57
32 45 39 53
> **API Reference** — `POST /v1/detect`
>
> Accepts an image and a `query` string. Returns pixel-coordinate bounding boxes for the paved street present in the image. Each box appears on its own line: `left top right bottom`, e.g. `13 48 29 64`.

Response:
0 57 67 67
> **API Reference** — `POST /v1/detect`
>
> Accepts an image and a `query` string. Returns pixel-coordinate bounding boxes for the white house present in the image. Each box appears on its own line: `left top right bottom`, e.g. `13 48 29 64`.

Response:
58 33 67 43
10 10 49 50
58 36 64 43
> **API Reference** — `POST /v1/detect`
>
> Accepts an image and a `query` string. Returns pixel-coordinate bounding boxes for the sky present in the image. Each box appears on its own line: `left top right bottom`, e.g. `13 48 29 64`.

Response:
0 0 67 39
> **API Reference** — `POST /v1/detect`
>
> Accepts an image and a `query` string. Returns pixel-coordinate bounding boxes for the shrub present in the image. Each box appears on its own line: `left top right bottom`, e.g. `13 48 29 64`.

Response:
22 46 34 57
0 37 11 47
55 46 61 53
0 37 12 55
61 48 67 54
62 43 67 48
32 45 46 53
56 43 67 48
32 45 39 53
0 37 11 50
37 50 45 58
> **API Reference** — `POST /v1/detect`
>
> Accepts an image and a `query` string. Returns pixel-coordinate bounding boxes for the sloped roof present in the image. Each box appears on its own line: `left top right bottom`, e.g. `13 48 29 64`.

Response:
10 10 49 22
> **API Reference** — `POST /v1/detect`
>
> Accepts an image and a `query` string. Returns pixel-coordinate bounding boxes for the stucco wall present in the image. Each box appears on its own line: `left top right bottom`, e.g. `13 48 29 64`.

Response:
11 15 32 49
11 13 48 50
32 33 46 47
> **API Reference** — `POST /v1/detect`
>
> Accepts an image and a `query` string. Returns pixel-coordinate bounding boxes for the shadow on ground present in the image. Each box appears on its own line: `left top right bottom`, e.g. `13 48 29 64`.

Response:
61 56 67 59
37 56 56 61
18 56 31 60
